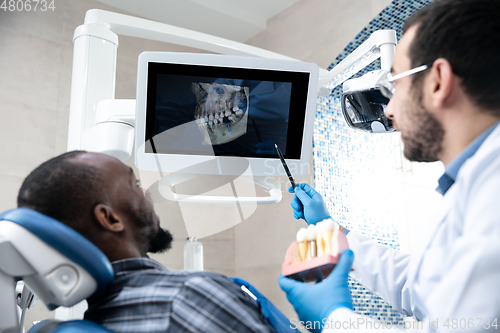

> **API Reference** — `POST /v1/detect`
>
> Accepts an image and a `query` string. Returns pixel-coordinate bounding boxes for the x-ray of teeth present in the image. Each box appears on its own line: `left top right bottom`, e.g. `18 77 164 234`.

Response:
192 82 250 145
150 73 295 157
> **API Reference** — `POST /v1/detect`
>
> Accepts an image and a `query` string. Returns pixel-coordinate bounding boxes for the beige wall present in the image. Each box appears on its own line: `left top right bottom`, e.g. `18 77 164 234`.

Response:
246 0 392 68
0 0 391 329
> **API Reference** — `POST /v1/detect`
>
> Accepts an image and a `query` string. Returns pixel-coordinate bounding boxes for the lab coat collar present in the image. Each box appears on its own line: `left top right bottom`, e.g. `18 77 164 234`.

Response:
436 121 500 195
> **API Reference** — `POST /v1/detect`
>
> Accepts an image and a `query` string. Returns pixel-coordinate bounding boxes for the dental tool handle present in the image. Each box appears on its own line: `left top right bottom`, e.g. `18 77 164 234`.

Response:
275 144 296 189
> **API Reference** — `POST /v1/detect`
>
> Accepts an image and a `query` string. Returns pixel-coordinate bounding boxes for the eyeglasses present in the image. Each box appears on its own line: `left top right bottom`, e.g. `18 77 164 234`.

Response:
376 64 430 98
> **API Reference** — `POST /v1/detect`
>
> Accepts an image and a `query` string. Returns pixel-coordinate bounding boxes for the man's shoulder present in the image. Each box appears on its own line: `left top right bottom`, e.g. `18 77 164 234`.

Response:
162 269 235 287
110 258 237 291
90 267 242 309
459 125 500 181
86 266 275 333
459 130 500 177
121 265 236 290
453 125 500 215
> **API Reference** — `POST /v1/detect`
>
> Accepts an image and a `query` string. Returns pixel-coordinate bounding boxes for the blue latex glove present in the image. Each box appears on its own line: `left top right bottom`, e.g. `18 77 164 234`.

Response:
278 250 354 333
288 183 331 225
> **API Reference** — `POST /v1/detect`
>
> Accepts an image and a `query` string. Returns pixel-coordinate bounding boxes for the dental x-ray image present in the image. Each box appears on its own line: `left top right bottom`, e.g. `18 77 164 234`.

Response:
192 82 250 146
149 73 292 157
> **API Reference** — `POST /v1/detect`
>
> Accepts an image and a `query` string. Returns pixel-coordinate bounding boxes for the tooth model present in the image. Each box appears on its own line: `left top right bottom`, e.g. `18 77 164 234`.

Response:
282 219 350 282
316 219 337 256
306 224 317 258
296 228 308 261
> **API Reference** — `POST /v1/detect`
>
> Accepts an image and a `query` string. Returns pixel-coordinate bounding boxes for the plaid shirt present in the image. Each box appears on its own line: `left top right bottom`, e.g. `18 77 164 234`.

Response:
84 257 277 333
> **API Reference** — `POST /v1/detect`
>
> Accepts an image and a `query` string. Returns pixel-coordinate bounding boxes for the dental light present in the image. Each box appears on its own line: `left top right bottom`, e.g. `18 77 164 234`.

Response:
342 70 394 133
318 30 398 133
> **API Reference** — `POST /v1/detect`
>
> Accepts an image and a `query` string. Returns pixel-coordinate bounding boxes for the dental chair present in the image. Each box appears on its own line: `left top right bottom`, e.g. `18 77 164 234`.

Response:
0 208 114 333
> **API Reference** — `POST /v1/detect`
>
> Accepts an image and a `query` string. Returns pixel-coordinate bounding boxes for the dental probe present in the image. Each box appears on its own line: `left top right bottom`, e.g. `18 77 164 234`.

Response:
275 144 296 190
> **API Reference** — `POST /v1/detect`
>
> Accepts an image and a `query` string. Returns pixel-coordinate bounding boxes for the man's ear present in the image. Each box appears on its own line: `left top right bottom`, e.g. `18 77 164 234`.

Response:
427 58 455 110
94 203 124 232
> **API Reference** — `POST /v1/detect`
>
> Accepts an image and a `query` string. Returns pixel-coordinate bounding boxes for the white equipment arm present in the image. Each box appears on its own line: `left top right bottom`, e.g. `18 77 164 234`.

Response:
83 9 302 62
67 9 328 155
318 30 397 93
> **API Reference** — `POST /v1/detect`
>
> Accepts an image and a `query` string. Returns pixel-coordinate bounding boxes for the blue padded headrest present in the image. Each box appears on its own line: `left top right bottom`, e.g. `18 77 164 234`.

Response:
0 208 114 299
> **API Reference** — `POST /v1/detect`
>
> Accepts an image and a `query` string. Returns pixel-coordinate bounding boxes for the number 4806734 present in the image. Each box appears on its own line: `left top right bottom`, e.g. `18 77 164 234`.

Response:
0 0 56 11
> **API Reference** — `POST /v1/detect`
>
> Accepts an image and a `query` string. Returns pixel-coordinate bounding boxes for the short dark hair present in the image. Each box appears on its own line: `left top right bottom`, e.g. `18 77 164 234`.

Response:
403 0 500 113
17 151 105 233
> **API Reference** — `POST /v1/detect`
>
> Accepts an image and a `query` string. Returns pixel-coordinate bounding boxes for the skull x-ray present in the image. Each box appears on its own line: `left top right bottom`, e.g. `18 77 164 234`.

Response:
192 82 250 145
150 73 294 157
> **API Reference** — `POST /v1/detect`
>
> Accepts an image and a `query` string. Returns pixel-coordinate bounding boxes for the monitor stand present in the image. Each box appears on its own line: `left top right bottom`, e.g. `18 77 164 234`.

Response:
158 174 282 204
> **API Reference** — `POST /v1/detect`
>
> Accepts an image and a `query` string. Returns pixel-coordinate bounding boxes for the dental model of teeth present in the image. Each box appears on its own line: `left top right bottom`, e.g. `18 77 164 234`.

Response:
282 219 350 282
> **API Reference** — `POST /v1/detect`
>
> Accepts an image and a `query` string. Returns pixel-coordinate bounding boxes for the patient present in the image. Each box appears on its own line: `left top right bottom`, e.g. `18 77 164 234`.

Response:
17 151 277 333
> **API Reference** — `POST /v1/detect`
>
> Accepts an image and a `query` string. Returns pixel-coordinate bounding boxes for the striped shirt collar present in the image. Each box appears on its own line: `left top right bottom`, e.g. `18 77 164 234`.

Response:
111 257 166 275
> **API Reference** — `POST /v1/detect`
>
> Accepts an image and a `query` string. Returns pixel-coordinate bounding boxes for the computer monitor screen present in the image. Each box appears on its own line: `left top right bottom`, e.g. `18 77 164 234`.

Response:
146 63 309 158
135 52 318 176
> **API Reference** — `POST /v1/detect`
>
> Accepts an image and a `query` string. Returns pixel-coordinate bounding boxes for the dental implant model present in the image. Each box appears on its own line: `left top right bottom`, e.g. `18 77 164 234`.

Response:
282 219 350 282
296 228 308 261
316 219 336 256
192 82 250 146
307 224 317 258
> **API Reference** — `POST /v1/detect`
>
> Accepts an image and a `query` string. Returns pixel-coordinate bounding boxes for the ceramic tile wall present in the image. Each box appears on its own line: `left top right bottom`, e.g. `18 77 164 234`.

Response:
313 0 434 323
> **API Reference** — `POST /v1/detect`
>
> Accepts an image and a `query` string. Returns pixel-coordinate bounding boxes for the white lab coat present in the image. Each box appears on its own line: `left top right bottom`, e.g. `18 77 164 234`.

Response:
324 124 500 332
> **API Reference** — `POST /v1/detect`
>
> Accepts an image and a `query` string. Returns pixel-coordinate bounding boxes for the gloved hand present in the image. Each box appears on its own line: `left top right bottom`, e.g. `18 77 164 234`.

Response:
278 250 354 333
288 183 331 225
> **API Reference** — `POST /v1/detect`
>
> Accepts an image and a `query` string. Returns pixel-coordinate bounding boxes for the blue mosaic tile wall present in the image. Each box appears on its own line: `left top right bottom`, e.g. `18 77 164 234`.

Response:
314 0 431 324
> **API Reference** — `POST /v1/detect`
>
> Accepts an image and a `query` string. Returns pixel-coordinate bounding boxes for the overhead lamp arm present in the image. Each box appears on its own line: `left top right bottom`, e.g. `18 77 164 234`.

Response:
318 30 397 91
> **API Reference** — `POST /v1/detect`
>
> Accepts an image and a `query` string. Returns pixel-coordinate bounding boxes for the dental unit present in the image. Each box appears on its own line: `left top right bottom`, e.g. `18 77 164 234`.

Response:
0 6 399 329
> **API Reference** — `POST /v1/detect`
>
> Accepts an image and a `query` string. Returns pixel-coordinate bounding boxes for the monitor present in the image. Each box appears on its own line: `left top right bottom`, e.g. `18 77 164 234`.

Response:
135 52 318 176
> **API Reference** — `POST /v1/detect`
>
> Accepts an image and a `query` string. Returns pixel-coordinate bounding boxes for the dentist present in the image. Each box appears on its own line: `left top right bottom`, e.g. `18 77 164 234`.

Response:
279 0 500 331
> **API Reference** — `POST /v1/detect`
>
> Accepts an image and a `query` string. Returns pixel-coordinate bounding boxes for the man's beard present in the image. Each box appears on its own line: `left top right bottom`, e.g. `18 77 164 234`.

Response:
133 206 173 255
148 223 173 254
401 85 445 162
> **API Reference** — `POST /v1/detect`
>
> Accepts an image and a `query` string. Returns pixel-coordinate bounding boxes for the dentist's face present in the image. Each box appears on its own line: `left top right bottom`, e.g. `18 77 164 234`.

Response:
384 26 444 162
